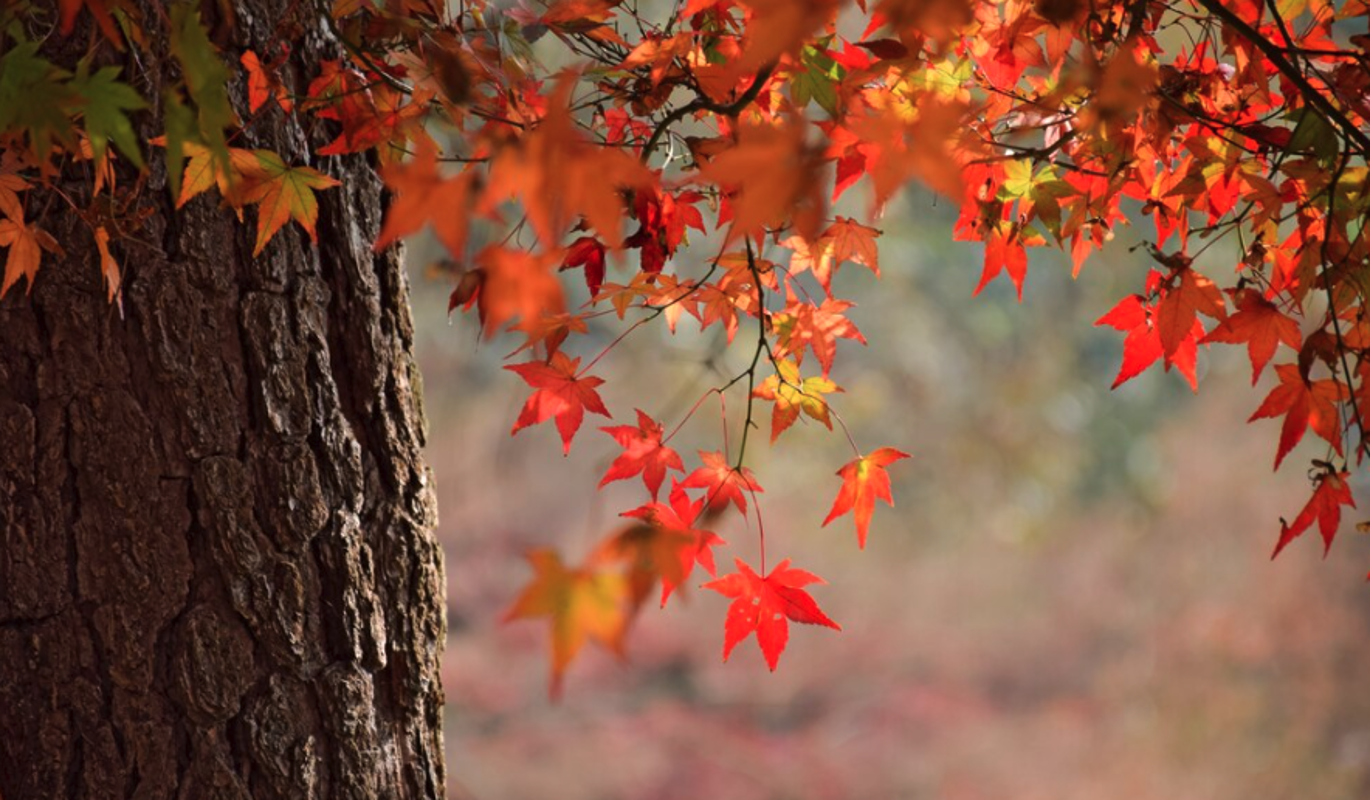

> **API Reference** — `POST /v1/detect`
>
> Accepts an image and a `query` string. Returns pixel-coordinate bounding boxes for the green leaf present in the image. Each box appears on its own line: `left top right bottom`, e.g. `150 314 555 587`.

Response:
169 2 234 169
162 89 198 200
1285 108 1337 162
73 63 147 167
0 41 77 159
791 45 842 118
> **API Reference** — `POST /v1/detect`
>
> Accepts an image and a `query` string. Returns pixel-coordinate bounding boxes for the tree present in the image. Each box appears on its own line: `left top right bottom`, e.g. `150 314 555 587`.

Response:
0 4 444 798
4 0 1370 791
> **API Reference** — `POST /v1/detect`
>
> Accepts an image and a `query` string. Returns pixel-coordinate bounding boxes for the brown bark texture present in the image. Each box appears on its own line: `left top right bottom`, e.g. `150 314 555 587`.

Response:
0 4 447 799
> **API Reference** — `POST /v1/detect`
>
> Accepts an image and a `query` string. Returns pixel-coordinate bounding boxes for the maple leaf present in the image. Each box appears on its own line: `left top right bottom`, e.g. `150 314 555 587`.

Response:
375 140 475 257
752 359 841 442
241 50 294 114
974 226 1029 300
93 226 120 302
71 64 147 167
506 351 611 454
0 215 42 297
58 0 123 47
694 122 825 245
1155 265 1226 362
1249 364 1346 470
482 77 655 248
1200 288 1301 385
561 236 607 295
0 167 28 222
703 557 840 671
599 409 685 500
598 485 725 607
473 245 567 336
238 151 341 255
504 549 629 699
1095 290 1203 391
1272 469 1355 558
680 450 763 516
771 297 866 376
783 217 882 294
822 447 910 548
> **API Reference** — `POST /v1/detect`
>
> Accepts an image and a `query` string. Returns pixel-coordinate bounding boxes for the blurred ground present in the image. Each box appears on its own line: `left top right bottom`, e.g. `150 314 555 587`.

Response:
410 194 1370 800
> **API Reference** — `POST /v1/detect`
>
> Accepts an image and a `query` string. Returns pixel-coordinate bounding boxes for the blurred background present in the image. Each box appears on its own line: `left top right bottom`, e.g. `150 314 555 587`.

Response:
409 187 1370 800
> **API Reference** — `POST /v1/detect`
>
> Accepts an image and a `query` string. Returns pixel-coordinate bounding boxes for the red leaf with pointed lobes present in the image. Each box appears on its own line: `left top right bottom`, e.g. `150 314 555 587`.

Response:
1155 266 1226 362
504 549 629 699
599 409 685 500
1272 469 1355 558
506 352 611 454
604 483 726 607
679 451 763 516
823 447 910 548
703 557 840 671
975 227 1029 301
1200 289 1301 385
770 297 866 377
1249 364 1346 470
561 236 607 295
241 50 294 114
782 217 881 295
1096 291 1203 391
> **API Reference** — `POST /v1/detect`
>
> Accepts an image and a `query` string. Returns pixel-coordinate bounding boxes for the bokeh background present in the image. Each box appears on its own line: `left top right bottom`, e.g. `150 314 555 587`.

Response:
409 188 1370 800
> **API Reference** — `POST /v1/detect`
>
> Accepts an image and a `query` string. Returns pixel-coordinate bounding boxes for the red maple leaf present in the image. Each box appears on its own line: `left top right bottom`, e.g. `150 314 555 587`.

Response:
1155 265 1226 362
561 236 607 295
1096 291 1203 391
506 352 611 454
1200 288 1301 385
771 297 867 377
1272 468 1355 558
679 450 763 516
599 409 685 500
607 484 726 607
703 557 841 671
1249 363 1345 470
822 447 910 548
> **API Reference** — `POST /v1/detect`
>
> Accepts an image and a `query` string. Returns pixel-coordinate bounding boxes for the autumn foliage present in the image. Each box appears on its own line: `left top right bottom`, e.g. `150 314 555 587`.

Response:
6 0 1370 694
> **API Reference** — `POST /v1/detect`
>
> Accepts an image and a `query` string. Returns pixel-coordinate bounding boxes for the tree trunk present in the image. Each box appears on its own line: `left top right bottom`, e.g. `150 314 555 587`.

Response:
0 4 446 799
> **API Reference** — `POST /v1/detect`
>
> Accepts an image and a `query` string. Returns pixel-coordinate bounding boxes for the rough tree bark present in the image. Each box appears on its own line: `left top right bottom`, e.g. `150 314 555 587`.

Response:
0 4 447 799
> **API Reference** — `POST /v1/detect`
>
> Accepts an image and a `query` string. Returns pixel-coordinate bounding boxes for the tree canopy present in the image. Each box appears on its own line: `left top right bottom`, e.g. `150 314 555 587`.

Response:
4 0 1370 695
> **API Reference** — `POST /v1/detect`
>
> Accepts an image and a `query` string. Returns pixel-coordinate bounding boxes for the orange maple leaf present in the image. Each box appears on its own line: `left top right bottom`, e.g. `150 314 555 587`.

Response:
751 359 841 442
472 245 566 336
504 549 629 699
0 216 42 297
783 217 882 294
482 77 655 248
237 151 341 255
771 297 867 376
822 447 909 548
1155 265 1226 362
598 485 725 607
695 122 825 245
703 557 840 671
506 351 611 454
375 140 475 258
